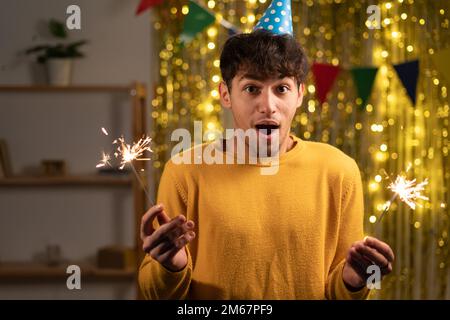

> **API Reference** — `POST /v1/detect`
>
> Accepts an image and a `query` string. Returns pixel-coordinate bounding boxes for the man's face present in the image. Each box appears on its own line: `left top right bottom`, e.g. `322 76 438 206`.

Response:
219 71 305 155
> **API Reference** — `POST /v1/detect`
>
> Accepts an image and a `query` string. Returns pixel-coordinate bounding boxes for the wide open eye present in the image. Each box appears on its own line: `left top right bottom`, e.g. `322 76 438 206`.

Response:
244 85 260 94
277 85 290 93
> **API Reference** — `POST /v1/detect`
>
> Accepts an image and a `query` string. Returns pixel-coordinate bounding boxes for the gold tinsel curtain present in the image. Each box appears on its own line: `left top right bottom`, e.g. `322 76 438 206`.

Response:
149 0 450 299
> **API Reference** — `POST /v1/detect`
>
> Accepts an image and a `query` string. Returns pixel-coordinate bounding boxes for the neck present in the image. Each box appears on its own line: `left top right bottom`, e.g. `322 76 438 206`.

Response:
221 133 296 161
284 134 295 153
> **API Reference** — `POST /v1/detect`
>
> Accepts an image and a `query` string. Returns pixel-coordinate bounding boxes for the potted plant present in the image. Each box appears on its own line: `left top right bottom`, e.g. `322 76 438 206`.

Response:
25 19 88 86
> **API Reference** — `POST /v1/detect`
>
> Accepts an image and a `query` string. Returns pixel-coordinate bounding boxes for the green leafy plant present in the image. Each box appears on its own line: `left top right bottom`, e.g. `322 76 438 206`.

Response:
25 19 88 63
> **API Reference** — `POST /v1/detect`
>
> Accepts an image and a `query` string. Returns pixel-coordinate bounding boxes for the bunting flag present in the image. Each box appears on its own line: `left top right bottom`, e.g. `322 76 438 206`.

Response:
218 16 241 36
227 27 239 37
311 62 341 104
350 67 379 108
430 47 450 85
135 0 163 16
149 3 450 106
180 0 216 43
393 60 419 105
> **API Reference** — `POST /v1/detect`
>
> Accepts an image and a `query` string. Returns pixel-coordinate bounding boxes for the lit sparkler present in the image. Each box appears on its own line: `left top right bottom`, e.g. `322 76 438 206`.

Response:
97 128 153 204
101 127 109 136
113 136 152 170
96 151 111 168
379 163 429 221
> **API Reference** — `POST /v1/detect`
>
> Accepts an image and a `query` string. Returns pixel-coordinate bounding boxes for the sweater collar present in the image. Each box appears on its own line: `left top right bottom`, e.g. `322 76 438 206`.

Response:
213 133 304 167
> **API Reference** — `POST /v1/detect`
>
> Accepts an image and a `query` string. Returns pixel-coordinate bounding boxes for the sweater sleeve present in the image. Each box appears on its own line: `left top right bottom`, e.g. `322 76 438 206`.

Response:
325 159 371 300
138 161 193 299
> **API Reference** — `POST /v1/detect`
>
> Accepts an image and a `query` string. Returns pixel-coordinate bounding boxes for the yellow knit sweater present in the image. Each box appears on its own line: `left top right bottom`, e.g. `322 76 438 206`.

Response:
139 134 370 299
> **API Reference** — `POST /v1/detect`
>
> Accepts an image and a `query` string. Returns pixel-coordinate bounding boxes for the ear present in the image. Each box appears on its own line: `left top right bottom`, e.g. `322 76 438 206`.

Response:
296 83 305 109
219 81 232 109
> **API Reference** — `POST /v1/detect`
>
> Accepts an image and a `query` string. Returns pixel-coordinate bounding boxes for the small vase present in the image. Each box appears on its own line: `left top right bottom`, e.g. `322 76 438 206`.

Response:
46 58 73 86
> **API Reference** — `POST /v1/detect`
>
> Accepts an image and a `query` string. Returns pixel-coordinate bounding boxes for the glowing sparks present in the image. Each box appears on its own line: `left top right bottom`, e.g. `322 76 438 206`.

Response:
96 127 154 204
113 135 153 169
96 151 111 168
387 176 429 210
379 163 429 221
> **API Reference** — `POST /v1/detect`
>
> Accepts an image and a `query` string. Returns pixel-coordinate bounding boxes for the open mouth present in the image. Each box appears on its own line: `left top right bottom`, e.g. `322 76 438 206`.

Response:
255 124 280 135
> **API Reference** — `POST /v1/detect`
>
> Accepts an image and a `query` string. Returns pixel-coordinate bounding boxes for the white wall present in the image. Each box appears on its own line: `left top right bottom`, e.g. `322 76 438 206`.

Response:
0 0 155 299
0 0 152 85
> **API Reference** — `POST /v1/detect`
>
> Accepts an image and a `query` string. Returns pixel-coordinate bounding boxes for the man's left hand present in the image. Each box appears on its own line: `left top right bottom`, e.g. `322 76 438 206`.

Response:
342 236 395 290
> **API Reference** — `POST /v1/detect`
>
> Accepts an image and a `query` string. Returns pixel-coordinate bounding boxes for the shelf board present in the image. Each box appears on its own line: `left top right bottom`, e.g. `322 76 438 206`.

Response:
0 84 133 93
0 262 136 282
0 175 132 187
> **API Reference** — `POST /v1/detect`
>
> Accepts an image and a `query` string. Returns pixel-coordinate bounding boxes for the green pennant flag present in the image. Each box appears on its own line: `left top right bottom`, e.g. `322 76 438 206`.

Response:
350 67 379 108
180 0 216 43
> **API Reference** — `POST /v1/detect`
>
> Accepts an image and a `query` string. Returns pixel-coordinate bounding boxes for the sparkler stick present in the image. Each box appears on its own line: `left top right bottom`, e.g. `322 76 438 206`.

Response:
129 158 153 205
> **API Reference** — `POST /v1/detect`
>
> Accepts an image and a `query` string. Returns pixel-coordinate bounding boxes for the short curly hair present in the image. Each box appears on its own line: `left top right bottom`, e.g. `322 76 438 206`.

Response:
220 29 309 92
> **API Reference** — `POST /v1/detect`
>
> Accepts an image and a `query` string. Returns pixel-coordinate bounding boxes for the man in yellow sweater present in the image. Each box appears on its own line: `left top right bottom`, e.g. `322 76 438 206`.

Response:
139 1 394 300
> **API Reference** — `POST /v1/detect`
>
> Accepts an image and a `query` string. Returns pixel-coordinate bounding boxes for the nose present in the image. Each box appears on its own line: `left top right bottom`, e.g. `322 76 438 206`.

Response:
257 89 276 115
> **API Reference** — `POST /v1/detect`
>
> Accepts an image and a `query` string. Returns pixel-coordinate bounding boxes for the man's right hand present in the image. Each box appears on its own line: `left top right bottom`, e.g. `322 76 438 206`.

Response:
140 204 196 272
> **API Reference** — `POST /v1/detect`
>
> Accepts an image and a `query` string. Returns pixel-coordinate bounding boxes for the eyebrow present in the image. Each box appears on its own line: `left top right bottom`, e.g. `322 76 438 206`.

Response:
238 75 294 85
238 74 263 82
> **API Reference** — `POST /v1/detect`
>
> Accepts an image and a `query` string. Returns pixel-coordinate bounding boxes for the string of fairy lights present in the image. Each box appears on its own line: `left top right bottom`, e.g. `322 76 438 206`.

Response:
149 0 449 299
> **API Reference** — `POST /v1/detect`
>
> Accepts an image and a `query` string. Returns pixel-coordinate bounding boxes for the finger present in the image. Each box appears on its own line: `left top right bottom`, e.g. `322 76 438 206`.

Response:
143 234 168 254
159 231 196 262
380 262 392 276
140 204 164 239
347 259 367 282
144 220 195 254
347 249 369 281
142 236 151 253
349 246 372 269
163 220 195 243
351 242 373 265
355 243 389 268
364 236 395 262
144 229 181 256
348 247 372 278
149 229 196 260
157 208 171 226
146 215 187 251
148 239 172 259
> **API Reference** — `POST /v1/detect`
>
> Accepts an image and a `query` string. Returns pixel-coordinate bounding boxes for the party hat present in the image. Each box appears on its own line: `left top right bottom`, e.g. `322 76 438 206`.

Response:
254 0 293 36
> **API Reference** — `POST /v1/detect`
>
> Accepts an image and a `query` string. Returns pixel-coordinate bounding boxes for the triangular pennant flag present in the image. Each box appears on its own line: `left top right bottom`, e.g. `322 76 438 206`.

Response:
430 47 450 85
254 0 293 36
135 0 163 16
350 67 379 108
393 60 419 105
228 28 238 37
180 0 216 43
311 63 341 104
219 18 240 36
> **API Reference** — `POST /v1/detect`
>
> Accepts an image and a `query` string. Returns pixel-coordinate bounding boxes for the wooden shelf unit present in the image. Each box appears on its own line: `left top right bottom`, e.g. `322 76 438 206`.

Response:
0 84 134 93
0 83 148 296
0 175 132 187
0 262 136 282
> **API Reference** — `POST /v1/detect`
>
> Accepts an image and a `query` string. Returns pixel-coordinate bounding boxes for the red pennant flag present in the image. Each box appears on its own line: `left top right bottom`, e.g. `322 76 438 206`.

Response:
136 0 164 16
311 62 341 104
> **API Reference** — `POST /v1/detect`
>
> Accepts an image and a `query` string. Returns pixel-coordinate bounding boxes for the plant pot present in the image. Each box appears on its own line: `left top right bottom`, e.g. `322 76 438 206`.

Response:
46 58 73 86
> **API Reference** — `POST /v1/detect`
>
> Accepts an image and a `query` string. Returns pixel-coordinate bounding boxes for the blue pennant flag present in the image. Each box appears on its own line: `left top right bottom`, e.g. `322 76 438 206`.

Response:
393 60 419 105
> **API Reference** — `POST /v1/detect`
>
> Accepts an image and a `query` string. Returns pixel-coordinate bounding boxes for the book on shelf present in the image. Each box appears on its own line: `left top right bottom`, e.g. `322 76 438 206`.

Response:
0 157 4 178
0 139 12 178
